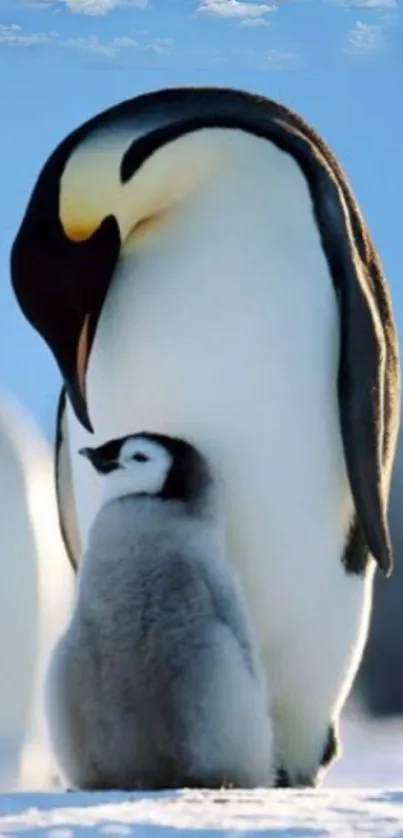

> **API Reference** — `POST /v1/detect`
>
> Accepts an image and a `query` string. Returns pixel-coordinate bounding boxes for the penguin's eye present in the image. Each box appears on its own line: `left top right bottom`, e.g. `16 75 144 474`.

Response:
132 453 149 463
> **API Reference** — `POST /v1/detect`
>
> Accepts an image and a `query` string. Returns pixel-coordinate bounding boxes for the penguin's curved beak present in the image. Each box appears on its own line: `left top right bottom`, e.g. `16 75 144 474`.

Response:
78 446 119 473
10 209 121 433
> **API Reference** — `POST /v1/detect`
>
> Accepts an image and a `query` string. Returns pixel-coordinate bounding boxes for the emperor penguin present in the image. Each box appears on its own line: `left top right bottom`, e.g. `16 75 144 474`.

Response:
11 86 400 787
0 393 73 790
45 432 273 791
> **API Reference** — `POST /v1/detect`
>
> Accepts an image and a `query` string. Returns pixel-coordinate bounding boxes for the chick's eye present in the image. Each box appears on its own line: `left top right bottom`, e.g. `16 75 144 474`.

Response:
133 453 149 463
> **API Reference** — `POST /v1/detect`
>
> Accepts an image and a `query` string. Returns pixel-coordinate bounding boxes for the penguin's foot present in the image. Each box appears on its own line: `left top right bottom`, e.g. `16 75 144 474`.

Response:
275 768 317 788
321 723 339 769
275 768 290 788
274 724 340 788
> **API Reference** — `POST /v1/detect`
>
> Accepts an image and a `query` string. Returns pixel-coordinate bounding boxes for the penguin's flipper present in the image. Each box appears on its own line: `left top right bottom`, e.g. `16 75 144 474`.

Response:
288 119 400 577
55 387 81 572
336 227 399 577
265 112 399 577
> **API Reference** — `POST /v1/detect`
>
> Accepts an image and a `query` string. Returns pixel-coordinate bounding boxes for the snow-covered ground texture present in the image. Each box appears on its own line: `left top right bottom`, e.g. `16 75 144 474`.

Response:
1 784 403 837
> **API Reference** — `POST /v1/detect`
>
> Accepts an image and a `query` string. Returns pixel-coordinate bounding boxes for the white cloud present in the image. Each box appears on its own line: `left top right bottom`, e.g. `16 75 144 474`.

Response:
326 0 396 9
263 47 300 67
60 33 172 56
342 0 396 7
197 1 276 21
65 0 119 11
62 33 139 54
344 20 386 51
28 0 148 13
239 16 270 24
144 36 173 53
0 24 164 56
230 44 300 68
112 35 139 47
62 34 114 54
0 22 55 46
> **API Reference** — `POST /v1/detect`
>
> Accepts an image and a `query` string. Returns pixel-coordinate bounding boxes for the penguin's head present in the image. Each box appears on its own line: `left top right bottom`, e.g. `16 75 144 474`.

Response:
79 432 212 507
10 86 297 432
10 91 224 433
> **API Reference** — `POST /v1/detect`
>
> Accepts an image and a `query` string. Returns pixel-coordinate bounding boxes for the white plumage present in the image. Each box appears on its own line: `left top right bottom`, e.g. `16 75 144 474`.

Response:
11 88 399 787
63 128 370 785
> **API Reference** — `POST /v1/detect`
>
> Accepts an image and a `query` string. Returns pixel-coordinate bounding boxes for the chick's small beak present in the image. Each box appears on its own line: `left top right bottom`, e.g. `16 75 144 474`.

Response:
78 446 119 474
78 447 93 460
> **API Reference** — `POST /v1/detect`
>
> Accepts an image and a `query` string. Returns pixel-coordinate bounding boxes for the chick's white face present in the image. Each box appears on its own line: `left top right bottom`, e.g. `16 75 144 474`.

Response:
106 437 173 503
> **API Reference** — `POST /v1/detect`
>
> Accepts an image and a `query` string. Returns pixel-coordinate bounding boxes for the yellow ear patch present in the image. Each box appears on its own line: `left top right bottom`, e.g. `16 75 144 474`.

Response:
59 123 231 249
59 129 133 244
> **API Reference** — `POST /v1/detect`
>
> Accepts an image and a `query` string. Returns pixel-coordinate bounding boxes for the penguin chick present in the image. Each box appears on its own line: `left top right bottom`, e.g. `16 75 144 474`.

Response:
45 432 274 791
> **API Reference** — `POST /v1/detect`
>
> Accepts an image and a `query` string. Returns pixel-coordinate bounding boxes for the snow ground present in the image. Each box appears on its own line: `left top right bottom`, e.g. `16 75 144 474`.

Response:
1 786 403 837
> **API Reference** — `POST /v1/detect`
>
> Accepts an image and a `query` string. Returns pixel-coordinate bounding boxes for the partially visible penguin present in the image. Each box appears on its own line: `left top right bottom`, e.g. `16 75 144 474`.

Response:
0 393 74 791
12 87 400 787
45 432 274 791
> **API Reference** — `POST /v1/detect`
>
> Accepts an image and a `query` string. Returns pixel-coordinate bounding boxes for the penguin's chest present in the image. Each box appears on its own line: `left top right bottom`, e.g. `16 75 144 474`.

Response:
82 170 354 641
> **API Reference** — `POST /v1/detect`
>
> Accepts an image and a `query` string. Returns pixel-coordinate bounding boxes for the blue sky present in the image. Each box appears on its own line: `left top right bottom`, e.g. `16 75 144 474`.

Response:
0 0 401 436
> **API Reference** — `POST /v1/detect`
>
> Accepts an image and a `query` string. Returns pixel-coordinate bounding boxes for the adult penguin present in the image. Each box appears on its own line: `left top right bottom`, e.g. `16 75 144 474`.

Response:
11 87 400 788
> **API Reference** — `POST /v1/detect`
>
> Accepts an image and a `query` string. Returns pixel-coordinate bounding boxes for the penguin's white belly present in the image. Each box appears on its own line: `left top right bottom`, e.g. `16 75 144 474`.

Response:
67 141 370 756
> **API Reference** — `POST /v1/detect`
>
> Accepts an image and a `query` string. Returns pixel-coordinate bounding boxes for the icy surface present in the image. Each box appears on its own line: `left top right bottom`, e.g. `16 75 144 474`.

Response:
1 787 403 837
